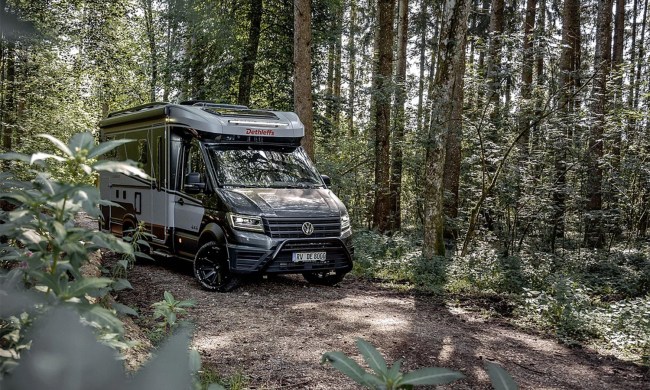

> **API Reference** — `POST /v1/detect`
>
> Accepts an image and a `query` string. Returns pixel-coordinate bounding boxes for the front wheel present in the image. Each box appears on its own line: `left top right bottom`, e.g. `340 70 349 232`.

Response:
194 241 238 292
302 270 346 286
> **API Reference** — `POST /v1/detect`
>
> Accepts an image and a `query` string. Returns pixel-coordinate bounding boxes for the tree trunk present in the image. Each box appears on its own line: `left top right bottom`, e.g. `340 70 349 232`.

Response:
486 0 504 102
142 0 157 102
294 0 315 159
584 0 613 248
416 0 428 134
347 0 357 136
443 42 464 239
371 0 395 233
628 0 639 109
634 0 648 110
610 0 625 227
2 41 15 152
422 2 441 135
517 0 536 155
423 0 471 258
238 0 263 107
188 34 205 100
389 0 408 231
333 5 343 129
552 0 581 249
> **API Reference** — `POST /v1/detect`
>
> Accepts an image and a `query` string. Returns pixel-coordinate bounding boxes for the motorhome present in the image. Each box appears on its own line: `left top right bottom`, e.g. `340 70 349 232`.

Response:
98 101 353 291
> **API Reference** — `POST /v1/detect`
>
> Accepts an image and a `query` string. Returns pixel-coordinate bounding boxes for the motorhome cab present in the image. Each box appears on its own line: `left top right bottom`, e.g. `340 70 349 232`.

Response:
98 101 353 291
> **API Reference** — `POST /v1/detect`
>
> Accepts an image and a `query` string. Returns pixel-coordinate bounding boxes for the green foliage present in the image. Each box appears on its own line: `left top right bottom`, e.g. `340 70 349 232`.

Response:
151 291 195 335
322 338 465 389
524 277 597 344
0 132 144 374
593 296 650 362
323 338 520 389
0 304 203 390
114 221 154 279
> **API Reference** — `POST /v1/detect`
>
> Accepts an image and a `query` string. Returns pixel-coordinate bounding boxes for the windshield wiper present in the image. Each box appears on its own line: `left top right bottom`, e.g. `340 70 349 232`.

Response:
269 181 315 189
221 183 259 188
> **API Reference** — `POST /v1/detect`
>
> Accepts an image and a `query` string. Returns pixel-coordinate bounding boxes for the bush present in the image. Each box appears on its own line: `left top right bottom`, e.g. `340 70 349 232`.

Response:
523 277 598 345
0 132 224 389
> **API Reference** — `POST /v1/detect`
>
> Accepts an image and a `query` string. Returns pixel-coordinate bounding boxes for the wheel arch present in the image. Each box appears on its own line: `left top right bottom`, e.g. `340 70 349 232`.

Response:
198 222 227 249
122 214 138 236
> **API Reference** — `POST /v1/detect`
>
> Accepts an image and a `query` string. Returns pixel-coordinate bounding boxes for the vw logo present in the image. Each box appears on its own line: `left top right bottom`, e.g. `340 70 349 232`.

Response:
302 222 314 236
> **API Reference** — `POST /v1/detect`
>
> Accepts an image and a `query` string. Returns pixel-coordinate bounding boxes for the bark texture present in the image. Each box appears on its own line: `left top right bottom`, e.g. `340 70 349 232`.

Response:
389 0 408 231
371 0 395 233
238 0 263 107
294 0 315 159
423 0 471 258
584 0 613 248
552 0 581 248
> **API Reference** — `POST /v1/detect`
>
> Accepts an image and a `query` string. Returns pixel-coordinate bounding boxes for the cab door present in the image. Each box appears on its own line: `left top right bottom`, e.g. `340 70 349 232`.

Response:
173 137 208 258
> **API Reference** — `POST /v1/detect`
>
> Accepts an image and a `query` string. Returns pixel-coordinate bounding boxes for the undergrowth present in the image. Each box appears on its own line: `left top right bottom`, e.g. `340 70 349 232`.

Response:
351 229 650 364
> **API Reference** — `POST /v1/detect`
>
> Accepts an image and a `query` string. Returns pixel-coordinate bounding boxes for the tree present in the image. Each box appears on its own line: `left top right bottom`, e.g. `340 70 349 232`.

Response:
552 0 581 249
517 0 536 155
294 0 315 159
389 0 408 231
237 0 263 107
346 0 357 136
423 0 471 257
142 0 158 102
486 0 504 103
584 0 613 248
371 0 395 233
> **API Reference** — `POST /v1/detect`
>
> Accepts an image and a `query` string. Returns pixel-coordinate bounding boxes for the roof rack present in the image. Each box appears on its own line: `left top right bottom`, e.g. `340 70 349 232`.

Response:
107 102 169 118
180 100 249 110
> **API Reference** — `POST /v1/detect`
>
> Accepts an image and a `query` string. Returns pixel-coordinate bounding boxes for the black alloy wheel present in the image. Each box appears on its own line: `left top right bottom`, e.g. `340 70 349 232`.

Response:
194 241 238 292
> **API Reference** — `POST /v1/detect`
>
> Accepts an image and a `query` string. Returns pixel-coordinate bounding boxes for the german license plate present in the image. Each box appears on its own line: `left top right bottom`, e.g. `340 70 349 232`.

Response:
292 251 326 262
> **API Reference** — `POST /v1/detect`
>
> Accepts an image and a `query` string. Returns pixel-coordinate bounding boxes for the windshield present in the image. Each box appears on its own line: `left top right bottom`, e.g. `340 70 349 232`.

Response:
205 145 324 188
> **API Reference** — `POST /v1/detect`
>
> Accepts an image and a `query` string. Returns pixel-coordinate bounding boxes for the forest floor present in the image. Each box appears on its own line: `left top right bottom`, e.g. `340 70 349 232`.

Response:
112 258 649 390
81 217 649 389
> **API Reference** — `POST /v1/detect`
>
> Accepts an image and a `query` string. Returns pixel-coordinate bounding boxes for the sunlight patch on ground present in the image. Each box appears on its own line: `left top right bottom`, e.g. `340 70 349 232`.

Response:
437 336 455 364
291 296 412 333
193 334 235 351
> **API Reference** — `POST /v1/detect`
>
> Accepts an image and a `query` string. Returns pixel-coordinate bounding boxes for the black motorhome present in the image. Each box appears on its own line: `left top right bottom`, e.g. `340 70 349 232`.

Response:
99 102 353 291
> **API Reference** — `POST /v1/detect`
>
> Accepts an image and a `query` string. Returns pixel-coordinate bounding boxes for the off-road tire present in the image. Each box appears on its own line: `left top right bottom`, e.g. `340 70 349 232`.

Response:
194 241 239 292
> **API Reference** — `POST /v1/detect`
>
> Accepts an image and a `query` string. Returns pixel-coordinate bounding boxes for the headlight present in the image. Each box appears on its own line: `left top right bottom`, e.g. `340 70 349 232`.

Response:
341 213 351 232
228 213 264 233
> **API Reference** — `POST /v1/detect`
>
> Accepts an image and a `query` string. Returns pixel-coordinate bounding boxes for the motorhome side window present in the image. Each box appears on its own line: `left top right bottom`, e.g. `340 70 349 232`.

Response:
182 138 207 192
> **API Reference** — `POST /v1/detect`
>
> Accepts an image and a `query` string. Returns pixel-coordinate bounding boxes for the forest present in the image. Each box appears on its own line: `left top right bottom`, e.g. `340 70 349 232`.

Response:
1 0 650 387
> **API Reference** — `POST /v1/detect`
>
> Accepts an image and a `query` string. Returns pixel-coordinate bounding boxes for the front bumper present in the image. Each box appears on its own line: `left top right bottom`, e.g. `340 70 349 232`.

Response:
227 237 354 274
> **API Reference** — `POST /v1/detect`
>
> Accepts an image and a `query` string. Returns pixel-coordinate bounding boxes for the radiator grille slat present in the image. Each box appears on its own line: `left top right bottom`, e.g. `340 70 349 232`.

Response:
264 217 341 239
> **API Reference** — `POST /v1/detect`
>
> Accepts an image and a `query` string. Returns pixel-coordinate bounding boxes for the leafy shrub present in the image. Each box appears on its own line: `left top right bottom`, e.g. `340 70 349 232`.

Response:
0 132 225 389
322 338 465 389
323 338 519 390
0 133 144 373
593 296 650 363
352 231 448 292
524 277 598 344
578 248 650 299
152 291 195 335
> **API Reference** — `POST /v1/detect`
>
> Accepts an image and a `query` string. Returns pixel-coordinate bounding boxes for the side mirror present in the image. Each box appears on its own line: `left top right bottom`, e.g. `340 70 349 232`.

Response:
321 175 332 187
184 172 206 194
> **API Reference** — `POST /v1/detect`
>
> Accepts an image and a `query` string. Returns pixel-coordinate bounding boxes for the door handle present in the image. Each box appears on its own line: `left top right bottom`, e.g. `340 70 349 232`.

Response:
178 198 184 206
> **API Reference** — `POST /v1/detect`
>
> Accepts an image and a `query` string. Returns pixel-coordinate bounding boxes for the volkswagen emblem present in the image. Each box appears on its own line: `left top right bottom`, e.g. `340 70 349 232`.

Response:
302 222 314 236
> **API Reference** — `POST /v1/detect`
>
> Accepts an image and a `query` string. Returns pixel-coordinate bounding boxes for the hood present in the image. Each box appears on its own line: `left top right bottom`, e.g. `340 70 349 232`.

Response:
218 188 344 218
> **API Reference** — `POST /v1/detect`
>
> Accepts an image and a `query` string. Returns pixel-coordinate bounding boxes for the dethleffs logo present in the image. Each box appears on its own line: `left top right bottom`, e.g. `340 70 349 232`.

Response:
246 128 275 136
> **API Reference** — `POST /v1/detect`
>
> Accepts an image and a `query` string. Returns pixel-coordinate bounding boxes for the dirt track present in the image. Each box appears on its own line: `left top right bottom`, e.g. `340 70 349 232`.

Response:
113 256 648 389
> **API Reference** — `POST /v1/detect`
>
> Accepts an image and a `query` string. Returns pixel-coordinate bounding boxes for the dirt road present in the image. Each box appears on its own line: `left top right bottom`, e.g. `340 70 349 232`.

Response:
113 257 648 390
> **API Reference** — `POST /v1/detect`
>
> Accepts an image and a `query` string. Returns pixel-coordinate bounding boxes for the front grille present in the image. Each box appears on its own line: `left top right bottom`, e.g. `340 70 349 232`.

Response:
264 217 341 239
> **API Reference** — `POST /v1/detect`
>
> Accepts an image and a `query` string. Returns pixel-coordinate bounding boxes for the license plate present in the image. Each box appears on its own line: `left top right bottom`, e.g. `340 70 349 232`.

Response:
292 251 326 262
